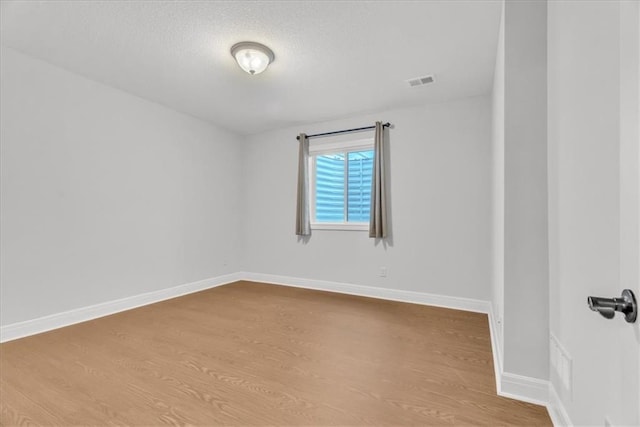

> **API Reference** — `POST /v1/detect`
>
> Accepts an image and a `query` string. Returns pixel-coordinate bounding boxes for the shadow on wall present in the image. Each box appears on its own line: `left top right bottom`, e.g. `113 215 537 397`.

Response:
297 235 311 245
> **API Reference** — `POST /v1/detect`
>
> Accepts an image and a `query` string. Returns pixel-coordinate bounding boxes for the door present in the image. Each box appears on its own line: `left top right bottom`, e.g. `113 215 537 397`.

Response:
547 0 640 425
615 1 640 424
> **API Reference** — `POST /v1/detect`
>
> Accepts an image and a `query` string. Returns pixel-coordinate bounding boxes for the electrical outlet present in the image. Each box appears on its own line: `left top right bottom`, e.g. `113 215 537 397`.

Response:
379 267 387 277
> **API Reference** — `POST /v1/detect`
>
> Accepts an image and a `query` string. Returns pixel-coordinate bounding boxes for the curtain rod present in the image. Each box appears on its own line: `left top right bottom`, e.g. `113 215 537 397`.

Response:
296 122 391 140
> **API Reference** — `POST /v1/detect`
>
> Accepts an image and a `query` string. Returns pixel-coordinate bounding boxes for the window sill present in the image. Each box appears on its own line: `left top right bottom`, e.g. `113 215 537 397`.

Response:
311 223 369 231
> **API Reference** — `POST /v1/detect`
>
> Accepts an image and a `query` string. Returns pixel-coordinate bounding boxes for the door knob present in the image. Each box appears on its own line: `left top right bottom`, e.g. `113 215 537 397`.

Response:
587 289 637 323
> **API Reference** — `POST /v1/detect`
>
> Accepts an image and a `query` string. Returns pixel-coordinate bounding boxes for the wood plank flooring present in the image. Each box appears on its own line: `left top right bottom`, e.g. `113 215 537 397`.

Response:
0 281 551 426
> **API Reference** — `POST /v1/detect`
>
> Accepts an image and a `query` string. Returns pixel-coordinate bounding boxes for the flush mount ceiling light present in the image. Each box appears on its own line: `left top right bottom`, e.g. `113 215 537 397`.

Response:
230 41 275 75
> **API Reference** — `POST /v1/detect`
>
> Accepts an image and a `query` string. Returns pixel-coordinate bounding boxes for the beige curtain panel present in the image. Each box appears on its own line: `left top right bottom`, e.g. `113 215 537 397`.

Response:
369 122 388 238
295 133 311 236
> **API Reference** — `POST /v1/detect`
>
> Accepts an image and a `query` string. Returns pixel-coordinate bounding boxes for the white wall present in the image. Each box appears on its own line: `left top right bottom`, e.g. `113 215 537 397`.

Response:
0 47 243 326
491 0 505 362
502 0 549 381
490 0 549 384
241 96 492 300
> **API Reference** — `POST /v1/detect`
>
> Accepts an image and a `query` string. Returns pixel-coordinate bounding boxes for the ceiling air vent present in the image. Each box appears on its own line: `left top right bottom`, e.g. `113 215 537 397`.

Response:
407 75 435 87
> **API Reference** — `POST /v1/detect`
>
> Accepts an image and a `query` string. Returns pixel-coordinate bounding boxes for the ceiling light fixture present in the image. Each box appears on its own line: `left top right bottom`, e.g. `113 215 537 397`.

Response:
230 41 275 75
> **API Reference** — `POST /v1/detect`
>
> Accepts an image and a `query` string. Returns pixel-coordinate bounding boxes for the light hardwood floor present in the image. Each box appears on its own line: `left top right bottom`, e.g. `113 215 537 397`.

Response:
0 281 551 426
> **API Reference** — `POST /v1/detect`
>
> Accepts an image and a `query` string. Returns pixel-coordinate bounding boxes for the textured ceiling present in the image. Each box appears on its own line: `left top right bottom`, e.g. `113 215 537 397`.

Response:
0 1 501 135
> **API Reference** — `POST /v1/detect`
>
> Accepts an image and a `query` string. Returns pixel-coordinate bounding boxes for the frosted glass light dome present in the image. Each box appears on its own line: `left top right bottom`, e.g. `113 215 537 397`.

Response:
230 42 275 75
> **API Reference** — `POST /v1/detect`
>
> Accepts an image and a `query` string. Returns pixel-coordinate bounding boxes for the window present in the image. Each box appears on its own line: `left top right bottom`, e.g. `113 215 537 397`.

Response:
309 138 373 230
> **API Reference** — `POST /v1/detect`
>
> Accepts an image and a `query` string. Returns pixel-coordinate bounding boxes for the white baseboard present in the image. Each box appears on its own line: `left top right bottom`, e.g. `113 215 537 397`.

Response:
487 305 504 393
0 271 488 343
240 272 492 313
488 302 561 420
0 272 242 343
499 372 549 406
548 383 572 426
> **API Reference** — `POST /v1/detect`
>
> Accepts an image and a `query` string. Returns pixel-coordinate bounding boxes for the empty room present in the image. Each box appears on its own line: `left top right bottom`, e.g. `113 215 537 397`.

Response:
1 0 639 425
